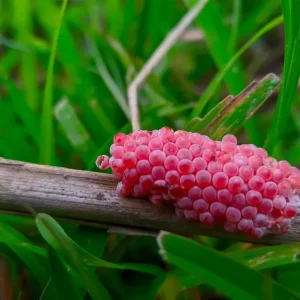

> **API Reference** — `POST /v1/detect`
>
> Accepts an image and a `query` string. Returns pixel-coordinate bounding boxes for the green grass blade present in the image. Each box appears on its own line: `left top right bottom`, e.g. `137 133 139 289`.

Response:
265 1 300 153
0 221 49 284
0 35 29 51
106 35 133 70
0 214 36 234
86 38 130 119
276 264 300 295
186 95 234 132
54 97 98 165
103 0 123 40
12 0 38 111
5 79 40 146
0 99 37 162
36 213 111 300
36 214 162 276
189 15 283 118
157 232 300 300
238 0 281 39
87 98 117 137
186 0 245 95
228 0 242 53
38 3 116 146
168 242 300 290
84 255 162 276
47 251 82 300
187 74 280 138
40 0 68 165
228 243 300 271
74 226 108 258
0 50 18 76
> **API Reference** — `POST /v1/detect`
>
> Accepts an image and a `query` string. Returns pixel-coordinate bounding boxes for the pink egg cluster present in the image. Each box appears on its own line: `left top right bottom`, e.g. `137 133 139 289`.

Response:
96 127 300 239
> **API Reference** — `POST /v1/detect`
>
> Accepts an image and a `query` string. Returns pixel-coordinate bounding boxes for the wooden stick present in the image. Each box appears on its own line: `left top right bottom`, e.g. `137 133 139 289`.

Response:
128 0 208 131
0 157 299 245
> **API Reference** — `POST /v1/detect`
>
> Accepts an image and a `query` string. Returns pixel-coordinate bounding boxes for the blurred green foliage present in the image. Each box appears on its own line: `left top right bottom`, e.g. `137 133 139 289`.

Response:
0 0 300 299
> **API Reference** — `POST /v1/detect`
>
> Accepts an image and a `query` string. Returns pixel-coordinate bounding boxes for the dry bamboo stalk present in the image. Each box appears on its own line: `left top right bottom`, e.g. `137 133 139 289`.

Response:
0 157 299 245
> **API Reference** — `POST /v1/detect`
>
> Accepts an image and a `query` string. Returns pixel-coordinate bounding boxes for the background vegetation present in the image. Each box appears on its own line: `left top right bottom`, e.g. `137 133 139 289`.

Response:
0 0 300 299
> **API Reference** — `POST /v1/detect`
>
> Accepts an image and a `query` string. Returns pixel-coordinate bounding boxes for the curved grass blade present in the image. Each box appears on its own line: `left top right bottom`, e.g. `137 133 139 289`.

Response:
186 95 234 133
5 78 40 146
157 232 300 300
74 226 108 258
0 51 18 76
84 254 162 276
0 99 37 162
40 0 68 165
228 0 242 53
47 251 82 300
276 263 300 295
35 1 113 146
189 15 283 118
36 213 111 300
228 243 300 271
86 37 130 119
12 0 38 111
238 0 281 39
54 97 98 166
36 214 162 276
185 0 245 95
187 74 280 139
169 243 300 291
0 35 30 52
265 1 300 153
0 221 49 284
0 213 36 234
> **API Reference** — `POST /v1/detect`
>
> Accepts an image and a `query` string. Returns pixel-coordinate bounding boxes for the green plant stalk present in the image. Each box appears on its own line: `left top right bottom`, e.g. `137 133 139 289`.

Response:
190 15 284 119
12 0 38 111
228 0 242 53
265 0 300 153
39 0 69 165
186 0 245 95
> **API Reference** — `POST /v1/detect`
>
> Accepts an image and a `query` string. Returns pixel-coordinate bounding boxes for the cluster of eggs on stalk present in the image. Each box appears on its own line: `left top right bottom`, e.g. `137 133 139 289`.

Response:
97 127 300 239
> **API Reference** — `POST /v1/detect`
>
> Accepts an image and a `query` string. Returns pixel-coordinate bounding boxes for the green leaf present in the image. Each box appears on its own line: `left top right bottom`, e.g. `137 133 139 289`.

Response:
168 243 300 291
74 226 108 258
103 0 123 41
187 95 234 133
47 251 82 300
189 14 283 118
186 73 280 138
5 78 40 146
228 0 242 53
0 221 49 284
12 0 38 111
40 0 68 165
0 99 37 162
0 36 29 52
275 263 300 294
0 214 36 234
228 243 300 271
35 1 113 146
0 50 18 76
266 0 300 153
84 253 162 276
39 214 161 276
86 38 130 120
185 0 245 95
157 232 300 300
36 214 162 298
238 0 281 39
54 97 98 165
36 213 111 300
